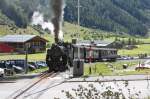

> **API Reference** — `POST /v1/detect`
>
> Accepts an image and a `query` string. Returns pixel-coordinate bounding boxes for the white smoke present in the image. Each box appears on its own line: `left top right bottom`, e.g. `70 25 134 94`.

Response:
32 11 54 33
31 11 63 40
59 31 64 40
59 30 64 40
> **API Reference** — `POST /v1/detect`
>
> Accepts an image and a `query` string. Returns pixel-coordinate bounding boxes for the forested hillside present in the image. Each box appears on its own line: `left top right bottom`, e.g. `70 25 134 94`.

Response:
65 0 150 36
0 0 150 36
0 0 50 28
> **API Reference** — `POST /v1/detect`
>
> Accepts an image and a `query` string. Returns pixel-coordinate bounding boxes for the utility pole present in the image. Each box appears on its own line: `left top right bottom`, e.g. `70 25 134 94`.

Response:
77 0 80 25
25 43 28 74
77 0 81 58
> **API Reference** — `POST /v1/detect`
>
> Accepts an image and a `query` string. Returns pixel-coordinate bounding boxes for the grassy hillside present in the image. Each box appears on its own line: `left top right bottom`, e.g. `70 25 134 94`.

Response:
0 21 150 43
0 25 40 36
0 20 117 42
63 22 129 42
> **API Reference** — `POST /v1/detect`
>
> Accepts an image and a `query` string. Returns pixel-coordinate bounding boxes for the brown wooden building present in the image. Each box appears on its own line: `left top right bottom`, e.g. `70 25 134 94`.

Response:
0 35 48 53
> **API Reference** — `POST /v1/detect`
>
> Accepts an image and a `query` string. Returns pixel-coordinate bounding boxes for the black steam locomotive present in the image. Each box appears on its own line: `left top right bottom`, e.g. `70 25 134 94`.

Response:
46 42 73 72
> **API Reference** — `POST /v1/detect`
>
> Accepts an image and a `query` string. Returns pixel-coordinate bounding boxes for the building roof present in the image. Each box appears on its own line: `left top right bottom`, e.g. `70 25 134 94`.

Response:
76 40 113 47
73 44 117 51
94 40 113 47
76 40 91 46
0 35 48 43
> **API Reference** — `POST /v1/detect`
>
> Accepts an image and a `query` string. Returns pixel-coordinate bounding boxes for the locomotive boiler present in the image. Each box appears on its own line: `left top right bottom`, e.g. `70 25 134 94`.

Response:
46 42 73 72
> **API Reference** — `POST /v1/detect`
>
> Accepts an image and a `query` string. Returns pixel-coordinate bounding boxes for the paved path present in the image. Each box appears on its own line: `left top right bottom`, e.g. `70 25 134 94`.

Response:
68 75 150 82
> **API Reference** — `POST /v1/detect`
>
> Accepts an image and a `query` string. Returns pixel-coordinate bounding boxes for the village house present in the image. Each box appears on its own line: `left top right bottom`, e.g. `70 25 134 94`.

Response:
0 35 48 54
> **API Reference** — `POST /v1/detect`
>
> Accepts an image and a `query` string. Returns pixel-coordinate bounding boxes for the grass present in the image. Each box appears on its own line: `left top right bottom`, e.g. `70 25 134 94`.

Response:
110 61 138 69
118 44 150 56
118 69 150 75
84 63 112 76
0 53 46 61
84 61 150 76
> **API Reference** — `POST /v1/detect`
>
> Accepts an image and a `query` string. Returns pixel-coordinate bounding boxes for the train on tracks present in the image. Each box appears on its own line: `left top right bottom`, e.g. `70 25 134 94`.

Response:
46 40 119 72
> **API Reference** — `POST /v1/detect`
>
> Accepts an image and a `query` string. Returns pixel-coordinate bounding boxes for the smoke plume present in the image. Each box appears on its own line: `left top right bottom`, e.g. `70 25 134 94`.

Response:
51 0 65 43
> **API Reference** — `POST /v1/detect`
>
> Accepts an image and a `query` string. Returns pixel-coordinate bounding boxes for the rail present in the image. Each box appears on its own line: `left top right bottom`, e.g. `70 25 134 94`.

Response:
8 71 55 99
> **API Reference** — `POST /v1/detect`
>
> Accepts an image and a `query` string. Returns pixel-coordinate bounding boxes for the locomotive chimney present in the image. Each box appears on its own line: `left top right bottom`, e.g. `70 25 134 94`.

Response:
51 0 64 43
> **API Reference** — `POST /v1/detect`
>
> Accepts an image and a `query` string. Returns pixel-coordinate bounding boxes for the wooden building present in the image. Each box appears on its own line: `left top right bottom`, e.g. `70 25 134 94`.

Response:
0 35 48 53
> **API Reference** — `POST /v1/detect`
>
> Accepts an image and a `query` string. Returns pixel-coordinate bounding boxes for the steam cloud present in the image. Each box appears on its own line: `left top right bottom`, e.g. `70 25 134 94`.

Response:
31 11 54 34
31 11 64 40
51 0 65 43
31 0 65 42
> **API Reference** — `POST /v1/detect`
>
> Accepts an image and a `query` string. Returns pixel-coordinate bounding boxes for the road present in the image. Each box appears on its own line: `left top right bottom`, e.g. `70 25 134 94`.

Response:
118 57 150 62
0 73 150 99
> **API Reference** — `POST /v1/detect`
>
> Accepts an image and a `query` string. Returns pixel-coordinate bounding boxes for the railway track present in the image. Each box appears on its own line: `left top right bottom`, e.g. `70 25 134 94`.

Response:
7 71 57 99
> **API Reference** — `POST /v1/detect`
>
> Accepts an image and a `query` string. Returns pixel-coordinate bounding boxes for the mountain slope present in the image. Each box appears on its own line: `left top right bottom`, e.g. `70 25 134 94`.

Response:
0 0 150 36
65 0 150 36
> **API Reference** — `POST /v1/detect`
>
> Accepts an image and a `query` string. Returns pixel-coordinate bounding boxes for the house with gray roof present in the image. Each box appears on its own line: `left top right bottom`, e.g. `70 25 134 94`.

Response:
0 35 48 53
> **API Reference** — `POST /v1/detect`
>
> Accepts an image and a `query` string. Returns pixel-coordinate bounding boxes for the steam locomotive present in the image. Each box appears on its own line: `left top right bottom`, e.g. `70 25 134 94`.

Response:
46 41 119 72
46 42 73 72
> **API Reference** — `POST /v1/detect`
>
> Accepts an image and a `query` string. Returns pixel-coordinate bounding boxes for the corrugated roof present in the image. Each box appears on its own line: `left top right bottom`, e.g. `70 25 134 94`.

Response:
76 40 113 47
76 40 91 46
94 40 112 44
94 40 113 47
0 35 42 43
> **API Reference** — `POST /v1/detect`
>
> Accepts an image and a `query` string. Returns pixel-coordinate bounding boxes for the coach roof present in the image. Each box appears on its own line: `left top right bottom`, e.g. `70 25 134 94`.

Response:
76 40 113 47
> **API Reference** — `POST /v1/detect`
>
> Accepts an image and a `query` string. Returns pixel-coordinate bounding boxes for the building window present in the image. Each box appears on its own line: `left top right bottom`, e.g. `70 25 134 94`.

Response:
16 43 23 48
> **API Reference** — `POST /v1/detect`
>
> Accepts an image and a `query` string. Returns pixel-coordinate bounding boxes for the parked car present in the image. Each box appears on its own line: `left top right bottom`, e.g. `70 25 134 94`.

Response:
36 61 47 68
0 60 26 74
0 61 6 68
28 64 36 71
28 62 38 69
120 56 134 60
0 68 4 77
5 60 26 69
12 65 24 73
